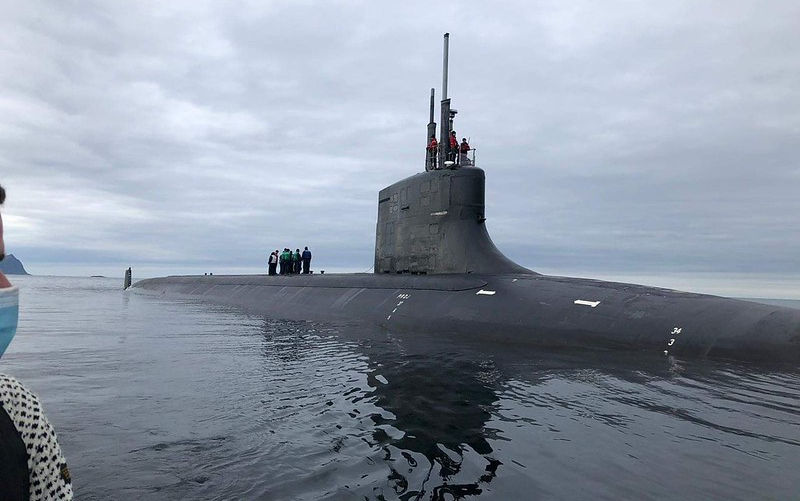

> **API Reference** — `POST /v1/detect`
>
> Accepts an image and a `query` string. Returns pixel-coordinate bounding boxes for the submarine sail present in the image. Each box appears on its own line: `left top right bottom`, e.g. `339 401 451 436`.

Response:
374 167 530 275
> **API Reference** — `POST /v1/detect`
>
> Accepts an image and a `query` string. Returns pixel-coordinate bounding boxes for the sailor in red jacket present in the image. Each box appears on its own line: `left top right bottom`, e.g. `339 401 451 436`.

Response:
427 135 438 169
459 137 471 165
448 131 458 162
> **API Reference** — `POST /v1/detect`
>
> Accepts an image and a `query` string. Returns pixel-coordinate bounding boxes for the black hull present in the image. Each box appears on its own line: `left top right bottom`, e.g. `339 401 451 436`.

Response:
134 273 800 363
135 167 800 363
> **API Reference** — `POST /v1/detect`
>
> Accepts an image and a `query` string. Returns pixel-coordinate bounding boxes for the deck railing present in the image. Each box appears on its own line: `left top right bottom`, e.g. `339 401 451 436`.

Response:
425 146 476 171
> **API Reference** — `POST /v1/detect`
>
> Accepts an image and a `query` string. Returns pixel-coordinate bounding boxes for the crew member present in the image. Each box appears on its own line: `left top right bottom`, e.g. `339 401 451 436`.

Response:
279 248 288 275
0 184 74 500
294 249 302 274
448 130 458 162
268 250 278 276
284 248 292 274
427 135 438 169
289 248 296 275
302 247 312 274
459 138 471 165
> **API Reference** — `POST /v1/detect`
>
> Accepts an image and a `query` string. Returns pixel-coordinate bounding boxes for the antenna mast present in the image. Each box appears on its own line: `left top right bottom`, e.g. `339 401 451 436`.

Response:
442 33 449 101
425 88 436 171
439 33 452 168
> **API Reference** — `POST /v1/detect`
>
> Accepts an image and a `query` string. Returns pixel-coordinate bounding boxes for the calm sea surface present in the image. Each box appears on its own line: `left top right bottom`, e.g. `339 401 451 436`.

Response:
3 275 800 500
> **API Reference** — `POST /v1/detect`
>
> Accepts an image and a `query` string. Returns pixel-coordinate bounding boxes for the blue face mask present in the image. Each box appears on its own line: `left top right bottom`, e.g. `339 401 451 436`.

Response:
0 286 19 357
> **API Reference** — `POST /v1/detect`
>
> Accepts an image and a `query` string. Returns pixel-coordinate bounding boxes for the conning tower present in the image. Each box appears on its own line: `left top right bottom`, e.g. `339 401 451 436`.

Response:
374 34 532 275
374 168 530 274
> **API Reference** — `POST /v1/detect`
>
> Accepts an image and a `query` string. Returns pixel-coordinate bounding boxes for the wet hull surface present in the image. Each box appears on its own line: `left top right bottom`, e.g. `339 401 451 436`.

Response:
134 273 800 362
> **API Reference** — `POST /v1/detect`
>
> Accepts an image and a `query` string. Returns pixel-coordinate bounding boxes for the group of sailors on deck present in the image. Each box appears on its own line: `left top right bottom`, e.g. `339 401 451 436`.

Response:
268 247 312 276
427 130 471 170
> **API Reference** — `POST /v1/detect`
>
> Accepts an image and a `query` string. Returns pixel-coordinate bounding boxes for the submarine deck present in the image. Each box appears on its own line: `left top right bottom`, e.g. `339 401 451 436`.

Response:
133 272 800 363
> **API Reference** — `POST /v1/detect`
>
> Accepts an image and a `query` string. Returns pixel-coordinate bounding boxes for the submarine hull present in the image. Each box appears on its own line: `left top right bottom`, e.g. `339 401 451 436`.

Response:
134 166 800 363
134 273 800 362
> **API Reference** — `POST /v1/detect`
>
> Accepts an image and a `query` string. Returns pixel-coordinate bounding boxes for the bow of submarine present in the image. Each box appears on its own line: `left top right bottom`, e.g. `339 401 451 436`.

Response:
396 273 800 362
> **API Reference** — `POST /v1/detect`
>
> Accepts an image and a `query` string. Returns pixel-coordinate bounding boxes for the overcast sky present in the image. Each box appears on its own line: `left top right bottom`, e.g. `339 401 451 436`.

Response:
1 1 798 297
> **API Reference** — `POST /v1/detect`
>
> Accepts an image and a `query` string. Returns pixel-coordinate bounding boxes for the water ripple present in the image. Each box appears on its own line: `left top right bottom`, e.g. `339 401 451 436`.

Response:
3 276 799 500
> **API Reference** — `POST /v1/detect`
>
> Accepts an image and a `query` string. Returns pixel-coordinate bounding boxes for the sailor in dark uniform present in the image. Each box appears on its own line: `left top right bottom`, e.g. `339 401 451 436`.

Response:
302 247 312 274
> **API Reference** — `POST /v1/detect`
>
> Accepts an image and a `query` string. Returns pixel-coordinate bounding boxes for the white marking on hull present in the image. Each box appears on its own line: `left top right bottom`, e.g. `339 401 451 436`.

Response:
430 211 448 216
476 290 496 296
663 326 683 355
574 300 600 308
388 293 411 321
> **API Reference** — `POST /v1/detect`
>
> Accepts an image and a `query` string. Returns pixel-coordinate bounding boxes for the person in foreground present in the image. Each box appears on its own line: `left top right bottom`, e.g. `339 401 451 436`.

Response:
0 184 73 500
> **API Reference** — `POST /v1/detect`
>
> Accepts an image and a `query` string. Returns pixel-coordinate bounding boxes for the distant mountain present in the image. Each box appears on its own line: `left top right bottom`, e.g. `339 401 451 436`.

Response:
0 254 29 275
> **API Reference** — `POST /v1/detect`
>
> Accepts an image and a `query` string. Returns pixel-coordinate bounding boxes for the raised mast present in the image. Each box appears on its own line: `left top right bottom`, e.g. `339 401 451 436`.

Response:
439 33 452 168
429 88 436 123
426 88 436 171
442 33 449 101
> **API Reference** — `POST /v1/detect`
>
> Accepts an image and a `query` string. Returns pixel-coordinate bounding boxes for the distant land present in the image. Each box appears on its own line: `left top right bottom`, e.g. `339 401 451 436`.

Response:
0 254 29 275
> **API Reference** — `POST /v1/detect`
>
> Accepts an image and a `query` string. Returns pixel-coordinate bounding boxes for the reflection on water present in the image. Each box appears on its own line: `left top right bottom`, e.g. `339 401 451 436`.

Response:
359 347 502 499
3 276 800 500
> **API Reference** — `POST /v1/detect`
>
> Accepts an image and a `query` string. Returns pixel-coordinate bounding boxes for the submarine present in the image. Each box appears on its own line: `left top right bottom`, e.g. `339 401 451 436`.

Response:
134 34 800 363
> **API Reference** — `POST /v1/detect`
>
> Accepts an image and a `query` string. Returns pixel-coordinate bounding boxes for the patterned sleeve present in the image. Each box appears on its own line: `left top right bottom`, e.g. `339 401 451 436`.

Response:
0 374 73 500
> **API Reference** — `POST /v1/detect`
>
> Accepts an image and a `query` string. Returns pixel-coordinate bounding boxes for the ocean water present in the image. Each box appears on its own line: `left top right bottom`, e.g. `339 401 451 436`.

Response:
2 275 799 500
